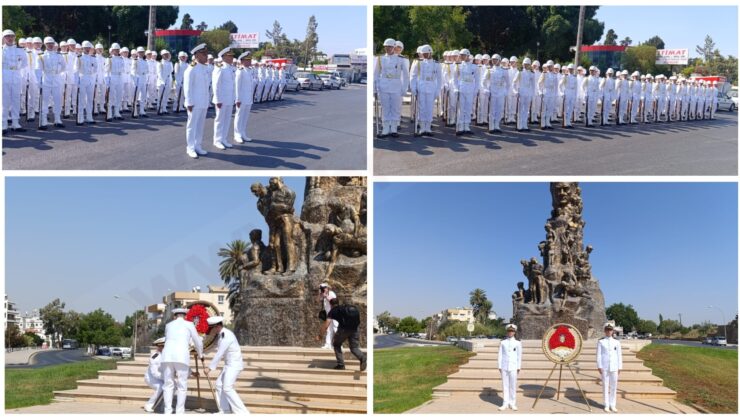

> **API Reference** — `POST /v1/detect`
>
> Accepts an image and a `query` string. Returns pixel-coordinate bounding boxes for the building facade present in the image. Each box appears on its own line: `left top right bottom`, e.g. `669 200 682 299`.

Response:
4 295 20 329
580 45 626 71
154 29 202 57
148 285 232 327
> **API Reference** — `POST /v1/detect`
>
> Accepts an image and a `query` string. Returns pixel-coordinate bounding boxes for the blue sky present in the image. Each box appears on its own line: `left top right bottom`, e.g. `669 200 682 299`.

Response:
374 183 738 327
172 6 366 55
595 6 738 58
5 177 305 322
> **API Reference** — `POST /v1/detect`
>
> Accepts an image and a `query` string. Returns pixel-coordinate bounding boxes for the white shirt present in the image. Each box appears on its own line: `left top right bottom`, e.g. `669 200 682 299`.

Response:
3 45 28 83
374 54 404 94
174 59 188 83
498 336 522 371
157 59 173 85
596 336 623 372
322 291 337 314
37 51 66 87
235 65 255 105
184 62 211 109
161 317 203 365
208 328 243 371
145 350 164 383
484 65 509 97
212 62 235 105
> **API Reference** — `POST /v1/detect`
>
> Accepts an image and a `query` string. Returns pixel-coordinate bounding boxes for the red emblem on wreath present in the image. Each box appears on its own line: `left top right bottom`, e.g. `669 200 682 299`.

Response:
186 304 210 334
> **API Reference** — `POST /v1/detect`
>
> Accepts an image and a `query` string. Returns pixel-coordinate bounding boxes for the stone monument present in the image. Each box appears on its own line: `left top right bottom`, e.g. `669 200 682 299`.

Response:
233 176 367 347
512 182 607 339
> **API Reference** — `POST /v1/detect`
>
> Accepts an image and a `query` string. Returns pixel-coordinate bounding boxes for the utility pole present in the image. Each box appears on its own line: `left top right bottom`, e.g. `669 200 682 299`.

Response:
678 313 682 327
147 6 157 52
574 5 585 67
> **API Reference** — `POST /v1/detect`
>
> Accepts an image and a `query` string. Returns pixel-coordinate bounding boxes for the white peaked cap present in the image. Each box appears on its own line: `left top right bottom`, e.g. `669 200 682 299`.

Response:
44 36 55 44
207 316 224 325
383 38 395 47
190 43 206 55
178 51 187 58
2 29 15 37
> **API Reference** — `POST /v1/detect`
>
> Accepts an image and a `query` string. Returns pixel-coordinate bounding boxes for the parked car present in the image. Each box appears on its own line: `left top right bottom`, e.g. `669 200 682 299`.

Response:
446 336 458 343
121 347 132 358
703 337 714 345
294 72 323 90
283 74 301 92
319 74 342 89
715 92 736 112
712 336 728 346
96 347 111 356
110 347 123 357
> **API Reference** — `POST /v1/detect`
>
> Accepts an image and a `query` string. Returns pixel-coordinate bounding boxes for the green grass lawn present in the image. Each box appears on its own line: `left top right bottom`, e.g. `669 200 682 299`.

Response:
374 345 474 413
638 344 738 413
5 359 117 409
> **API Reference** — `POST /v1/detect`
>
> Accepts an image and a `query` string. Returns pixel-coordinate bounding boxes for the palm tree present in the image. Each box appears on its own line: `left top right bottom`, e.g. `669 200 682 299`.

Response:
469 288 488 322
218 240 250 310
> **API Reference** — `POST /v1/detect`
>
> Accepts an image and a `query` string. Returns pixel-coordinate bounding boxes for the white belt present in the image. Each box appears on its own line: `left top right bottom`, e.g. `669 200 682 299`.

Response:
384 74 400 79
423 76 434 81
462 77 473 83
111 72 123 75
5 66 20 70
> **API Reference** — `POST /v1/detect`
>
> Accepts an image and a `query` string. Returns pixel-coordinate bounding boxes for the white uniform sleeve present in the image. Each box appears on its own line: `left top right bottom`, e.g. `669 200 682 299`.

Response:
208 333 230 370
517 341 522 369
184 67 194 107
497 340 503 370
188 322 204 358
596 339 603 369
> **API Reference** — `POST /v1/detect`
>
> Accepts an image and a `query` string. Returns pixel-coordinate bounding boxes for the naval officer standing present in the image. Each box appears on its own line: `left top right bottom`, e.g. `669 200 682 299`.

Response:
498 323 522 411
597 322 623 412
183 43 211 159
160 307 204 415
204 316 250 414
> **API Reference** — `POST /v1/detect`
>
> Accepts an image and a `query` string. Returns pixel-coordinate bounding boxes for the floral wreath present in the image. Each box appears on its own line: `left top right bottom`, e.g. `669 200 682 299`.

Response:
186 304 210 334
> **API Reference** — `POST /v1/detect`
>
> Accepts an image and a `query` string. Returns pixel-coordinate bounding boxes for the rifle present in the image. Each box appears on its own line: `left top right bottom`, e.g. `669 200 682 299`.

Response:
640 98 645 123
157 83 166 115
413 93 420 137
277 83 286 100
585 94 589 126
76 84 82 124
615 96 620 124
539 93 545 129
600 95 605 126
132 77 139 119
25 73 30 123
515 94 520 128
627 98 632 123
38 79 43 130
561 96 566 128
105 83 111 121
454 90 462 133
374 92 381 137
62 82 67 118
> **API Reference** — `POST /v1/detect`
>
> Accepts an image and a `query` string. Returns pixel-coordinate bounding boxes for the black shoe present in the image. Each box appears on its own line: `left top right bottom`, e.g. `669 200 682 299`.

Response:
88 121 97 125
2 129 7 135
106 118 113 122
494 129 502 133
455 131 462 136
523 128 531 132
27 118 35 123
77 122 84 126
390 132 398 137
54 123 65 128
38 125 48 130
116 117 124 121
488 130 495 134
63 114 71 119
333 364 346 370
360 357 367 372
12 127 27 132
516 128 523 132
141 114 149 118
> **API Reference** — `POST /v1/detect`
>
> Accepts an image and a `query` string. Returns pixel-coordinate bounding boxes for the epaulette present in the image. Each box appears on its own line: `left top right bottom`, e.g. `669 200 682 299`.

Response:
220 332 225 338
190 61 196 67
152 353 159 359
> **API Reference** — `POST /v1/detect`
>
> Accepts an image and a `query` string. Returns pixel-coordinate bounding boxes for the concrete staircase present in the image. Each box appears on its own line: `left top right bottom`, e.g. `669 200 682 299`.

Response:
53 346 366 414
433 339 677 401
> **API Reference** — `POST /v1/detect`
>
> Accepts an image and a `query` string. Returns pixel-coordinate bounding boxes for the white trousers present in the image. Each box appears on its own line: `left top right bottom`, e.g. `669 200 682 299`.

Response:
417 91 436 123
585 94 598 125
186 108 208 153
234 103 252 140
3 75 22 129
532 94 541 121
147 75 157 105
477 91 490 123
146 378 164 408
122 81 132 109
216 366 249 413
108 80 123 118
135 76 148 115
516 95 532 130
41 84 63 125
501 369 518 407
261 81 272 102
28 76 40 117
379 91 401 129
457 90 474 127
602 370 618 409
162 362 190 415
94 78 105 111
77 83 95 123
63 83 77 116
325 319 339 347
488 95 505 130
158 80 172 113
506 92 516 122
175 79 185 111
563 95 576 126
630 97 640 122
617 96 628 123
213 104 233 145
542 95 557 127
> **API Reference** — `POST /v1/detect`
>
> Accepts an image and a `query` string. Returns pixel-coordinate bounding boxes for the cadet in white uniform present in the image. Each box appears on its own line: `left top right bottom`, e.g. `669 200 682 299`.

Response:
144 337 166 412
512 57 535 131
105 43 125 121
319 283 338 350
61 39 78 118
600 68 616 125
212 47 236 150
27 37 43 121
615 70 629 125
204 316 250 414
374 38 405 138
157 50 173 114
454 49 479 135
131 47 149 118
173 52 188 112
394 40 411 134
120 47 133 112
596 322 623 412
93 43 106 114
2 29 29 134
498 324 522 411
146 50 158 109
184 43 211 158
483 54 508 133
629 71 642 124
77 41 98 125
409 44 442 136
505 56 518 124
161 307 204 415
38 37 66 129
539 61 559 129
560 64 578 128
234 51 255 143
582 66 600 127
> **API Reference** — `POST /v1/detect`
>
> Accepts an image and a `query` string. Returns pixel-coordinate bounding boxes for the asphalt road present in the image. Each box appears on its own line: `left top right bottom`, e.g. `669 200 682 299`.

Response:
650 339 737 350
374 108 738 175
374 333 450 349
3 85 367 170
7 349 91 368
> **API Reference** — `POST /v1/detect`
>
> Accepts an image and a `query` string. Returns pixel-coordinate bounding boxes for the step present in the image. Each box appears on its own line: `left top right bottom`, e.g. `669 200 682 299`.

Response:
71 380 366 405
125 355 361 367
457 363 651 373
96 371 366 389
432 383 676 399
463 360 644 369
99 364 366 380
53 390 365 414
444 373 664 386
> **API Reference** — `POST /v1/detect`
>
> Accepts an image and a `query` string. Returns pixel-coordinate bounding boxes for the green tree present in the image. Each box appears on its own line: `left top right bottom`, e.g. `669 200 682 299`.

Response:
196 21 208 31
218 20 238 34
696 35 716 62
605 303 640 333
372 6 413 54
622 44 669 75
199 30 232 58
180 13 194 30
397 316 422 334
5 324 25 348
2 6 35 38
604 29 618 46
439 321 491 340
408 6 472 60
303 15 319 66
636 319 658 335
265 20 284 47
658 319 682 336
643 35 665 50
620 37 633 47
110 6 179 47
23 332 44 347
39 298 67 348
76 309 123 347
376 311 400 332
469 288 490 323
217 239 250 311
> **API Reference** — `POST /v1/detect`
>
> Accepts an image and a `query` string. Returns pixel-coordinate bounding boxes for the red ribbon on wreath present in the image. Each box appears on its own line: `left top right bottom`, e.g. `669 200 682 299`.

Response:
185 304 210 334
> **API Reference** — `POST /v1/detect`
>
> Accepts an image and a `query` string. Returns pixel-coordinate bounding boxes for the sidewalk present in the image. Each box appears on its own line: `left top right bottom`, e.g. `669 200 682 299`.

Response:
7 401 212 414
407 394 699 414
4 348 51 366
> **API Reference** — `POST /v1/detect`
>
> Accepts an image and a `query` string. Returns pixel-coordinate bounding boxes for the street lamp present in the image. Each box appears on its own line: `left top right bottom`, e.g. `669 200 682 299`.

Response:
536 41 540 61
107 25 111 47
115 295 142 360
707 305 727 338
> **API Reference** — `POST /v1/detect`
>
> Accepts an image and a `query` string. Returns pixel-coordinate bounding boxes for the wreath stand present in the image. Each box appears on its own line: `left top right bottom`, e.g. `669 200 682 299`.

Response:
531 360 591 411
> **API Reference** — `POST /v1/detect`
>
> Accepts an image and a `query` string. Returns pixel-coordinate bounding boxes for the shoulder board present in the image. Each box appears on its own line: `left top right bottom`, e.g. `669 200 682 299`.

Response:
152 353 159 359
220 331 225 338
190 61 196 67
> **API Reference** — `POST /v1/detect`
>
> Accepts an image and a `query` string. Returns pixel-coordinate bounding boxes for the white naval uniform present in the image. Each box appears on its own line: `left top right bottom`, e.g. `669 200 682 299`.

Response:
174 59 188 111
410 58 442 133
106 56 125 118
234 64 256 142
144 350 165 410
94 53 106 113
582 74 600 126
62 52 78 116
28 48 41 118
484 65 509 131
212 61 236 147
161 317 204 415
596 336 623 410
131 57 149 116
539 71 559 128
3 44 29 130
532 69 542 122
600 76 616 124
374 54 406 135
208 328 249 413
454 61 479 131
629 80 642 123
513 69 535 130
37 50 66 126
560 74 578 127
121 55 133 110
261 67 273 102
654 81 667 122
476 65 490 124
506 66 518 123
77 53 98 123
146 58 157 107
498 336 522 408
157 59 174 113
322 291 338 348
184 62 211 154
615 78 629 124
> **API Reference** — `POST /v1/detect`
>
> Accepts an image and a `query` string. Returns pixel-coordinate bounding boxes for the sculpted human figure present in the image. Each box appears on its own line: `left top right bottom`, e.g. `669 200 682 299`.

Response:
266 177 297 274
323 202 367 280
